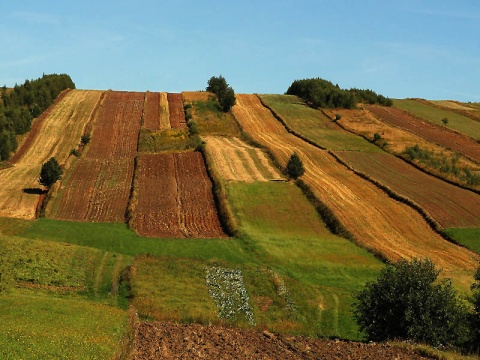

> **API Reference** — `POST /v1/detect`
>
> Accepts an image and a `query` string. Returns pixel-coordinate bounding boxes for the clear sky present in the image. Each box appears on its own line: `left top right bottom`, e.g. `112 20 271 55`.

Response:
1 0 479 101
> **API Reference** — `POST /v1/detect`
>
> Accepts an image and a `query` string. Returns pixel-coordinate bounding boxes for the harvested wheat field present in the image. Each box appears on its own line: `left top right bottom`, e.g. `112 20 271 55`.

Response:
131 152 226 238
47 91 143 222
0 90 103 219
204 136 284 182
333 150 480 228
368 105 480 163
232 94 479 288
167 93 187 129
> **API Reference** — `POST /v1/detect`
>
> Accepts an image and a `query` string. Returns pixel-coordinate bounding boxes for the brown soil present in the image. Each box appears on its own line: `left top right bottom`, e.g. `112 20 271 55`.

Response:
143 92 161 131
367 105 480 163
131 152 226 238
167 93 187 129
130 322 432 360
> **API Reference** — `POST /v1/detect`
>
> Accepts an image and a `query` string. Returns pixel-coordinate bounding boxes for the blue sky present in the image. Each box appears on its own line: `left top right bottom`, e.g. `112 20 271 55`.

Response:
0 0 479 101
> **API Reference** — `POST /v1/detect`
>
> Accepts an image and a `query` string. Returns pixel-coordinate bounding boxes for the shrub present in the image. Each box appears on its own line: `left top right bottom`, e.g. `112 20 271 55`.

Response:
442 117 449 125
469 266 480 353
353 258 470 347
188 120 199 135
70 149 79 157
286 152 305 179
81 133 91 145
39 157 63 188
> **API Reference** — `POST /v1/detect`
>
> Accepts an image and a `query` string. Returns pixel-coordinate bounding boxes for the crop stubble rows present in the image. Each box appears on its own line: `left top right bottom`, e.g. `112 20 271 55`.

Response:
0 90 102 219
167 93 187 129
232 94 479 284
204 136 284 182
368 105 480 163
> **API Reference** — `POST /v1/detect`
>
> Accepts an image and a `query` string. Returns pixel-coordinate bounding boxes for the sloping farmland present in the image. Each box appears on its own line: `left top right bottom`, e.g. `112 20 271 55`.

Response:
167 93 187 129
0 90 103 219
203 136 284 182
143 92 170 131
131 152 226 238
259 95 480 229
49 91 143 222
368 105 480 163
232 94 479 287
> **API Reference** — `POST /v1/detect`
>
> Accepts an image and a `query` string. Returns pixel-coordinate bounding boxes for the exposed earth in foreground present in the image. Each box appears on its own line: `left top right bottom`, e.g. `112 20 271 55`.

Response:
130 322 432 359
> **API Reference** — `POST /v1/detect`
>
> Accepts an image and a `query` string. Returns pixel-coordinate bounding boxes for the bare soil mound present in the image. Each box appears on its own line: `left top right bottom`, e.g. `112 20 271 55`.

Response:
130 322 432 359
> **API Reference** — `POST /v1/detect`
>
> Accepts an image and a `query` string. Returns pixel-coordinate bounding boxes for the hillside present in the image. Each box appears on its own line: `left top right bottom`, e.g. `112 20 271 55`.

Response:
0 89 478 359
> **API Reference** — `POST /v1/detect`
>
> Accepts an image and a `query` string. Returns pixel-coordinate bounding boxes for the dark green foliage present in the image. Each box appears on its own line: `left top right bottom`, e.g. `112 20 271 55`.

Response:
70 149 79 157
353 258 470 347
81 133 91 145
187 120 199 135
0 74 75 161
206 75 236 112
286 78 392 109
442 117 449 125
469 266 480 353
286 152 305 179
39 157 63 188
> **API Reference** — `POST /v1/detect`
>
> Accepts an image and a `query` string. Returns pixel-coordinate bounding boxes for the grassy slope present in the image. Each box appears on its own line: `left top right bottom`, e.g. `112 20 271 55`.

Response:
393 99 480 140
445 228 480 254
259 94 379 152
0 235 131 358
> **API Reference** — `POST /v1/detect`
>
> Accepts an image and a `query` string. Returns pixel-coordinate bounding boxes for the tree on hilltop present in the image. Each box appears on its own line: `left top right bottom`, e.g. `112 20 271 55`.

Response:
206 75 236 112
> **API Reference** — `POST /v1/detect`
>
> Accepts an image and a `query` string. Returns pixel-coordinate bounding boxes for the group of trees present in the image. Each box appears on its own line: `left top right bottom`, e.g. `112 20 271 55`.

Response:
354 258 480 353
286 78 392 109
0 74 75 161
206 75 236 112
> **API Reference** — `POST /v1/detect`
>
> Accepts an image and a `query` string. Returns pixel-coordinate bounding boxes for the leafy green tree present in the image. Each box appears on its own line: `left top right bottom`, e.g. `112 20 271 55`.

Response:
469 266 480 353
39 157 63 187
206 75 236 112
353 258 470 347
286 152 305 179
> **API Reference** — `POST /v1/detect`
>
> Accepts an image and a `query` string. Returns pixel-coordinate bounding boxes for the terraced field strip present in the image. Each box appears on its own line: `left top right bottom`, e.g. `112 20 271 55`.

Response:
204 136 284 182
259 94 379 152
159 92 171 130
167 93 187 129
51 158 135 222
49 91 143 222
86 91 144 159
333 151 480 228
132 152 226 238
0 90 102 219
393 99 480 139
232 94 479 287
143 92 161 130
368 105 480 163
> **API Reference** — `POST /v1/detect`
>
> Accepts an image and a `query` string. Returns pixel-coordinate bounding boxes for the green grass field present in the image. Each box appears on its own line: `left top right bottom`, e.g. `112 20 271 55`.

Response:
259 94 380 152
393 99 480 140
0 291 127 360
445 228 480 254
186 98 241 136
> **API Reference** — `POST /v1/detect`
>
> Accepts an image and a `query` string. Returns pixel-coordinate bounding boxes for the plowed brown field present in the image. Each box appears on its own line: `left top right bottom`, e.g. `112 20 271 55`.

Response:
167 93 187 129
368 105 480 163
0 90 103 219
204 136 284 182
50 91 143 222
143 92 160 130
232 95 479 287
86 91 144 159
131 152 226 238
334 151 480 228
131 322 432 360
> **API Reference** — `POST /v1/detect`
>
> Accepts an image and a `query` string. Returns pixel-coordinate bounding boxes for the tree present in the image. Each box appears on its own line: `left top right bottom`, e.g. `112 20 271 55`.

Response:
39 157 63 187
442 117 449 125
353 258 470 347
81 133 91 145
286 152 305 179
469 266 480 353
206 75 236 112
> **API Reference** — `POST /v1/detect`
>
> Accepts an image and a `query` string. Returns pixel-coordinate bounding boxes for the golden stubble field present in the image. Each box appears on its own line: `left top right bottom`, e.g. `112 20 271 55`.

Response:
0 90 103 219
232 94 479 288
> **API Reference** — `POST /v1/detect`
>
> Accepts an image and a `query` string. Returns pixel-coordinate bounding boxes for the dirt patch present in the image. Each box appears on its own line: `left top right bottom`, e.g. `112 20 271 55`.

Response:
167 93 187 129
130 322 432 359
